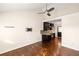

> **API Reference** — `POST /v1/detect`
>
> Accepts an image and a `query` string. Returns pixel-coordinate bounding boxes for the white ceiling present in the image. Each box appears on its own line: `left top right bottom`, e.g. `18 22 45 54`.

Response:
0 3 79 14
0 3 54 12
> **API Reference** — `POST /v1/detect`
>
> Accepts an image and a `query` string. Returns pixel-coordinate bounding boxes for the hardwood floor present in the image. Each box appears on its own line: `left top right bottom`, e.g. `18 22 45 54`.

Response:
60 46 79 56
0 37 79 56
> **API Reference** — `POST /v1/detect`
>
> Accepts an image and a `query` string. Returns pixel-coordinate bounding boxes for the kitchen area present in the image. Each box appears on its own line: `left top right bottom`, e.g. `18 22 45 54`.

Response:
41 19 62 43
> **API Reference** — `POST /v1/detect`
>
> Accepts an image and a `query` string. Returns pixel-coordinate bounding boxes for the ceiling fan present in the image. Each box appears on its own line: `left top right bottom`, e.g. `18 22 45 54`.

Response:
37 4 55 16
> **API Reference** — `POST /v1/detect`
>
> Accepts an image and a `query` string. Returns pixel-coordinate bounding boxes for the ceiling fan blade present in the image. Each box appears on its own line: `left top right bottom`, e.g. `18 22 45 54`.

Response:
47 7 54 12
37 10 47 14
37 12 44 14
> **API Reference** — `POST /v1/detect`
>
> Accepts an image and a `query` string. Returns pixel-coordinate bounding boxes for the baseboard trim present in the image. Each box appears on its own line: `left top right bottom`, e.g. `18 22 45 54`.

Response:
62 44 79 51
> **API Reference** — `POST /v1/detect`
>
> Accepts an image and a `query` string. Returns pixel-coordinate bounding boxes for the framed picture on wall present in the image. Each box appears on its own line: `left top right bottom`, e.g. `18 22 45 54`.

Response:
26 28 32 32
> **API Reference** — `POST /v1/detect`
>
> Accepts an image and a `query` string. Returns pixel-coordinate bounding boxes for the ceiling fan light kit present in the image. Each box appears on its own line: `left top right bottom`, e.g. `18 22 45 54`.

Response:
47 12 51 16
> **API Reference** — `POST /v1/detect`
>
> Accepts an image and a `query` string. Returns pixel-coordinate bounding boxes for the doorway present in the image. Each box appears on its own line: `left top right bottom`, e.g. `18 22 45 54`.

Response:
48 19 62 38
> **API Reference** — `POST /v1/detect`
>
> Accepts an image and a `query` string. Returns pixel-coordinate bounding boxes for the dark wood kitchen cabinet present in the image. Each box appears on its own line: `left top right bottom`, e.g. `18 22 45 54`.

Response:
42 35 51 43
43 22 49 31
42 22 54 43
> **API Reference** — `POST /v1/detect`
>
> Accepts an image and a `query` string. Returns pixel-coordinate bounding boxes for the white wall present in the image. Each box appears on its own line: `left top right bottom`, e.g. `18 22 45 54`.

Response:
0 11 43 54
62 12 79 51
